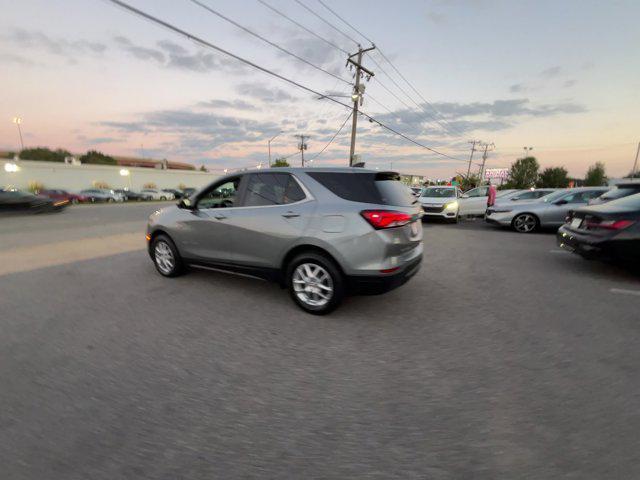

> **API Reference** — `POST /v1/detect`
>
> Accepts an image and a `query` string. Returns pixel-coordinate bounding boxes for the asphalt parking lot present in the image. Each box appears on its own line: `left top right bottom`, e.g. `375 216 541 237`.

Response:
1 203 639 479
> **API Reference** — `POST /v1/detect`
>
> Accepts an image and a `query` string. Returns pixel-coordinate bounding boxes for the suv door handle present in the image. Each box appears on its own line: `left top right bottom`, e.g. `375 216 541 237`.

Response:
213 213 227 220
282 212 300 218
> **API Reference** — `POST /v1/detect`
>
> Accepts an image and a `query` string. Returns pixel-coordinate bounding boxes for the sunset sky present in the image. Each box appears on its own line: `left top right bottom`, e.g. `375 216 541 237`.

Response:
1 0 639 178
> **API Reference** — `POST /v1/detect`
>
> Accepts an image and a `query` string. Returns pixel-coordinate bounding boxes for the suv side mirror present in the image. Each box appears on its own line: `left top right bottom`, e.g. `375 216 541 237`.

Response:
178 198 194 209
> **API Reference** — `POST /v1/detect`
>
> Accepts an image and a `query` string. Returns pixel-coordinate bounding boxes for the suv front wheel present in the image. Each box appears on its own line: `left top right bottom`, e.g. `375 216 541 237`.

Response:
152 234 184 277
287 252 344 315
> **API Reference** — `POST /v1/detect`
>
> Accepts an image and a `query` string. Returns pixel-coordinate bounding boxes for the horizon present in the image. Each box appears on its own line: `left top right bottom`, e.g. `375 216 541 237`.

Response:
1 0 639 178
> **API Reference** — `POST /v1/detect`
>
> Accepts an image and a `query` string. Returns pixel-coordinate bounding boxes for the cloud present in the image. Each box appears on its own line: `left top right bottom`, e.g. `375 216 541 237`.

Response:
427 98 586 118
426 11 447 25
540 66 562 78
0 53 37 66
2 29 107 59
198 99 257 111
113 36 164 63
236 82 296 102
509 83 526 93
562 79 577 88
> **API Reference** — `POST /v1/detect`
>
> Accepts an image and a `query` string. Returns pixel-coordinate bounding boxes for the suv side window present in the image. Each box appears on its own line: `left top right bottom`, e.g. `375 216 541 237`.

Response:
243 173 305 207
197 177 241 209
466 187 488 197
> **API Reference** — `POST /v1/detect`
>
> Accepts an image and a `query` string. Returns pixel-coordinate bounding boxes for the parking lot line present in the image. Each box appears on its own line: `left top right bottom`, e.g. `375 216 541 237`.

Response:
549 249 569 254
610 288 640 297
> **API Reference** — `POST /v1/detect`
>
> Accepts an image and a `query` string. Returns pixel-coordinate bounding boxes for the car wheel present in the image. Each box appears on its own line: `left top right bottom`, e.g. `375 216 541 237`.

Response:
512 213 539 233
90 197 96 203
107 198 114 203
160 196 167 201
151 234 184 277
71 198 78 205
287 252 345 315
448 215 459 224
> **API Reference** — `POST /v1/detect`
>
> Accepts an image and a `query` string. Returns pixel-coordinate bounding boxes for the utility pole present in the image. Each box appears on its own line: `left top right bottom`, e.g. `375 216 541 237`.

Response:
295 134 308 167
12 117 24 151
466 140 479 179
478 142 495 183
632 141 640 177
347 45 375 166
268 131 283 167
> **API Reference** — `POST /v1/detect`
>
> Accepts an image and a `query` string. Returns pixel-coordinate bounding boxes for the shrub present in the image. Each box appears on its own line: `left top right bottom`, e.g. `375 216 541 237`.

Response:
20 147 70 162
80 150 116 165
143 182 157 189
27 181 45 194
177 183 187 190
93 181 110 189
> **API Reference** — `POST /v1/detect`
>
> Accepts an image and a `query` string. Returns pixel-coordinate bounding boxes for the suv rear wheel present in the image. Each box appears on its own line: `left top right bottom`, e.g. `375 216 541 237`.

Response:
287 252 344 315
152 234 184 277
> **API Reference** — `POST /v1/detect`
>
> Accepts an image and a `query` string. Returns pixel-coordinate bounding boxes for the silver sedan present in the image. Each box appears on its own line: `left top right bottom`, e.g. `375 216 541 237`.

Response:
485 187 609 233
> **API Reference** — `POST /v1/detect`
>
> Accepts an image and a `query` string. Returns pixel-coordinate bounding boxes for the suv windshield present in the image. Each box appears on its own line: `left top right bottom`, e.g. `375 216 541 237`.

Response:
420 187 455 198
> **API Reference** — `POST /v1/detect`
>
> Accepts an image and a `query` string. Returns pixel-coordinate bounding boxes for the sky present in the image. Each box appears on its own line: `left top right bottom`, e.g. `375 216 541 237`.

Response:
1 0 639 178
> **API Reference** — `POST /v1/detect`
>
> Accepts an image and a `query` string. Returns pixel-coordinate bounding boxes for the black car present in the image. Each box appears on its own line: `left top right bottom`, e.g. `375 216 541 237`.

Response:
0 189 69 214
558 192 640 262
114 189 152 201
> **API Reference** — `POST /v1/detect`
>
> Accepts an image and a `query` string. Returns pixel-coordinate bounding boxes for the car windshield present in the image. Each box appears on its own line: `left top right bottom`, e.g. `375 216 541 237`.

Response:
600 186 640 200
543 190 570 202
420 187 455 198
605 191 640 208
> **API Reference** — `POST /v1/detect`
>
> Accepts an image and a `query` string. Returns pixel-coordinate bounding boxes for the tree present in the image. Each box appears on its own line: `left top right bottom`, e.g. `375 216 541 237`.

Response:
507 156 539 188
625 171 640 179
80 150 116 165
459 173 479 191
199 165 208 172
584 162 607 186
271 158 290 168
20 147 70 162
143 182 157 189
538 167 569 188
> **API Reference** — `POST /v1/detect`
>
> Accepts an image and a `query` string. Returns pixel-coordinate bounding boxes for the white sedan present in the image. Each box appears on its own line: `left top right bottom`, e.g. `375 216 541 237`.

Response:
140 189 174 201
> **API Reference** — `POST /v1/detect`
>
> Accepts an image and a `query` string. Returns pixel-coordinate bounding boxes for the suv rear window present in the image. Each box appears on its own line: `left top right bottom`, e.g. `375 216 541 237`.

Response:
308 172 414 206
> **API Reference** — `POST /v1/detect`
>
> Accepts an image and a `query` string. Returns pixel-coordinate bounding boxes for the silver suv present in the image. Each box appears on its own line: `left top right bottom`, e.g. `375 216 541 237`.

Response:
146 168 423 314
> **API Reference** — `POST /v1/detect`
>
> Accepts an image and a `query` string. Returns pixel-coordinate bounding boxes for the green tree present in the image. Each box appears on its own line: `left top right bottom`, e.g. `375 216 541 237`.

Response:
20 147 70 162
507 156 539 188
80 150 116 165
199 165 208 172
538 167 569 188
584 162 607 186
459 173 479 191
271 158 290 167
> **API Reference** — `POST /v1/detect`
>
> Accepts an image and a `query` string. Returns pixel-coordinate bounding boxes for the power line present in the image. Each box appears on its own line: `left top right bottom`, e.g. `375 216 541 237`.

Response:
308 111 353 162
105 0 461 162
314 0 465 137
293 0 359 46
256 0 348 55
188 0 350 85
316 0 374 45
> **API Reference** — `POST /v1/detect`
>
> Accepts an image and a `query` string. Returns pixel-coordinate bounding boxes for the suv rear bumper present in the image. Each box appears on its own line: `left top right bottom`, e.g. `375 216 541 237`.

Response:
347 255 422 295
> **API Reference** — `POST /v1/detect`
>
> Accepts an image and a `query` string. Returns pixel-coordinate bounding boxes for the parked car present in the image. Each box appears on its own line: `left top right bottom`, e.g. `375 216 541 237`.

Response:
162 188 184 199
147 168 423 314
458 187 517 216
114 189 152 201
494 188 557 204
141 188 174 200
558 192 640 263
588 182 640 205
181 187 197 198
410 186 422 197
80 188 124 203
418 186 462 222
0 188 69 213
39 189 89 204
485 187 609 233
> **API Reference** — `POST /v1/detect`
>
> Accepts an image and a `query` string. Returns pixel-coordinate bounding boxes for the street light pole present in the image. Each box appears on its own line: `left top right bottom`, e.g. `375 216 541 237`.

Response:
346 45 375 166
523 146 533 158
268 131 283 167
13 117 24 151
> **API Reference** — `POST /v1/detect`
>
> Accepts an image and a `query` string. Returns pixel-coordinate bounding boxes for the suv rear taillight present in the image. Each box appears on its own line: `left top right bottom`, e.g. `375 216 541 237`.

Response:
586 219 635 230
361 210 412 229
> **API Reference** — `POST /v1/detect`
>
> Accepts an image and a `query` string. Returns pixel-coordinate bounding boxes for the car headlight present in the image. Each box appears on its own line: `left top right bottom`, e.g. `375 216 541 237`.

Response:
444 201 458 209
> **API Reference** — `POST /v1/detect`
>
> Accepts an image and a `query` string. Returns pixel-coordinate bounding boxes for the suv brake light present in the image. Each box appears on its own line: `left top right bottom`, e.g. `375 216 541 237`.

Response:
586 219 635 230
361 210 412 229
